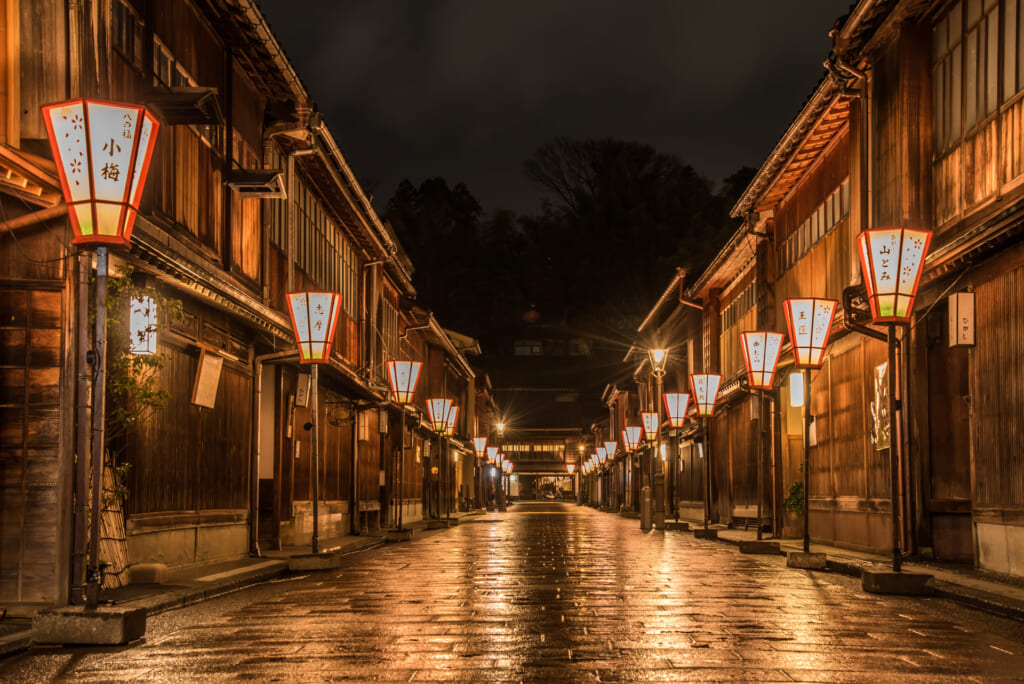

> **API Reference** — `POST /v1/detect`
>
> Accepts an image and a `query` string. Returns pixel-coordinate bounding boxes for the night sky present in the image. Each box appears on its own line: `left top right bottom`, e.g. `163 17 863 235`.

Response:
255 1 853 214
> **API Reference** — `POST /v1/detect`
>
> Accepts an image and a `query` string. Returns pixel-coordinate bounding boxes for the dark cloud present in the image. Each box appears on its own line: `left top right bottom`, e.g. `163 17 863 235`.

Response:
257 1 851 212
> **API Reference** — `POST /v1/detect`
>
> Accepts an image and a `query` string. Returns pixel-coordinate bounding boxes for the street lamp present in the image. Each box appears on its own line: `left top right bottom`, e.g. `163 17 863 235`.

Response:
645 348 668 530
857 227 932 571
641 412 659 443
663 393 690 429
386 360 422 532
623 426 642 451
689 374 721 532
487 446 498 464
783 297 838 554
287 292 342 554
43 97 160 609
740 331 784 541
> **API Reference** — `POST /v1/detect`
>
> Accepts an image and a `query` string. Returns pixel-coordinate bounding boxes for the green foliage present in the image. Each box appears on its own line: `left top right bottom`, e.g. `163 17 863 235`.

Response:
783 464 804 514
102 265 183 442
102 460 133 508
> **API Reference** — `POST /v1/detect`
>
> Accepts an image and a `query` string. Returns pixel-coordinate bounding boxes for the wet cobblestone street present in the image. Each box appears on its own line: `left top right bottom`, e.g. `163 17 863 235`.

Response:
8 502 1024 682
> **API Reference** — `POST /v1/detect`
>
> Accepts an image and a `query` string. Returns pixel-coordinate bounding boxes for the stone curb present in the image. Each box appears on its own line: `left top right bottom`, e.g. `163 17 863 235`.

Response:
711 533 1024 622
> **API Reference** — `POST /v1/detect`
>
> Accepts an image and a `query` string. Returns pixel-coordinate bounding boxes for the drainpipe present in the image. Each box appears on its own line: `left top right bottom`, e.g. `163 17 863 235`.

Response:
287 148 316 293
351 405 360 535
250 349 297 556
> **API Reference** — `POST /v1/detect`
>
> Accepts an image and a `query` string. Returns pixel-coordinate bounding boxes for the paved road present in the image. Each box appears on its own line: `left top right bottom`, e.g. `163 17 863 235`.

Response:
6 502 1024 682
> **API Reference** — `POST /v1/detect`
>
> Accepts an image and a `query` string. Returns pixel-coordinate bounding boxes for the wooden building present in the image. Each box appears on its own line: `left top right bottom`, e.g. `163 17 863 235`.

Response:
0 0 478 614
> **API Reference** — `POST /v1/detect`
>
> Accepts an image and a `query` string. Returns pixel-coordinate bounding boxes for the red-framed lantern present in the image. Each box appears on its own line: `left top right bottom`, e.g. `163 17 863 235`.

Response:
473 437 487 458
597 447 607 465
857 227 932 323
386 360 422 404
740 331 784 390
487 446 499 464
567 463 576 474
783 298 838 368
604 441 617 460
641 412 659 442
623 426 643 451
427 398 453 433
443 405 459 437
286 292 342 364
689 374 721 416
43 98 160 248
663 393 690 429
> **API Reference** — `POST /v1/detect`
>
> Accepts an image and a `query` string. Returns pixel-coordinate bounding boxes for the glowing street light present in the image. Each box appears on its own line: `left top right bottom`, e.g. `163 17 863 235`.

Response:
604 441 617 460
784 297 839 554
623 426 643 451
386 360 422 532
473 437 487 458
857 227 932 571
427 398 454 433
641 412 659 443
44 97 160 609
689 374 721 532
740 331 784 541
663 393 690 429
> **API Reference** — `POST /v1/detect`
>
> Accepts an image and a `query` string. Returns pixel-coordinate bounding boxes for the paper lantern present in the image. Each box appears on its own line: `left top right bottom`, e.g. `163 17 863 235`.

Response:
689 374 721 417
857 228 932 323
287 292 342 364
740 331 784 390
427 398 454 433
663 393 690 429
783 298 838 368
386 360 421 404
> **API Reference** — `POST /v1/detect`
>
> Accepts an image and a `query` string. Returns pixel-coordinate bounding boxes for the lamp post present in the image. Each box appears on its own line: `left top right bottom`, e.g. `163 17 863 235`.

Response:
783 298 838 554
663 392 690 523
604 441 617 510
443 406 458 519
567 463 576 501
858 227 932 572
740 331 784 541
689 374 721 532
386 360 422 532
287 292 342 554
647 349 668 529
43 98 160 609
473 436 487 510
427 398 453 520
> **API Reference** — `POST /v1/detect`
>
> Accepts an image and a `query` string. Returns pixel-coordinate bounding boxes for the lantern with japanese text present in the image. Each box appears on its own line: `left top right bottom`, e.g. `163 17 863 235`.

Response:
783 298 838 368
689 374 721 416
663 393 690 429
857 228 932 323
43 98 159 248
386 360 421 404
443 405 459 437
740 331 784 390
287 292 342 364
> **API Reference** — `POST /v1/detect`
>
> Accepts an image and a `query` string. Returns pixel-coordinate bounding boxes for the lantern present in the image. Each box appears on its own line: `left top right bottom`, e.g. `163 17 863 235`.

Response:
427 398 452 433
287 292 342 363
473 437 488 458
496 453 505 468
857 227 932 323
623 426 643 451
641 412 659 442
604 441 617 460
506 462 514 474
487 446 498 464
740 331 784 390
663 393 690 429
386 360 421 404
129 295 157 355
689 374 721 416
648 348 668 374
783 298 838 368
567 464 576 474
597 447 607 464
42 98 160 248
443 405 459 437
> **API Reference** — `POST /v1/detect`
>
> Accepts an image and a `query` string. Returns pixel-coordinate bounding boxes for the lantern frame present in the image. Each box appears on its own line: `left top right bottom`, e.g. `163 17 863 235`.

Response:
663 392 690 429
604 441 617 460
740 331 784 390
386 360 422 404
426 398 453 433
623 426 643 451
597 447 607 465
857 227 932 323
473 437 488 458
689 374 721 417
641 412 659 442
287 292 342 364
567 464 576 474
443 405 459 437
486 446 498 464
783 298 838 369
43 97 160 248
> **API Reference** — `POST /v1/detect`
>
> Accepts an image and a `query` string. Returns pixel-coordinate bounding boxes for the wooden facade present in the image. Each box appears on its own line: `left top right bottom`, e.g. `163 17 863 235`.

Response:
0 0 483 613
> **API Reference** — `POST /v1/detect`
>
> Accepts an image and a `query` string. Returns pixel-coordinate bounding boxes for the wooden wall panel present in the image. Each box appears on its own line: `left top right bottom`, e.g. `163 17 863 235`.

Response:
973 264 1024 507
0 286 63 604
17 0 65 140
1001 97 1024 185
963 122 999 208
775 132 850 240
934 148 963 227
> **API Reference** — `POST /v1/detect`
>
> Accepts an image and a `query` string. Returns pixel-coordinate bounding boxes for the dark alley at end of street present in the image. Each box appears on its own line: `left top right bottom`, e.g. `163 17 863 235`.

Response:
5 502 1024 683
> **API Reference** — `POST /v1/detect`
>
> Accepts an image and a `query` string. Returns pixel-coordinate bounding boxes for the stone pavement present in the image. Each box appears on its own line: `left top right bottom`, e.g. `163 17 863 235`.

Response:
3 501 1024 681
